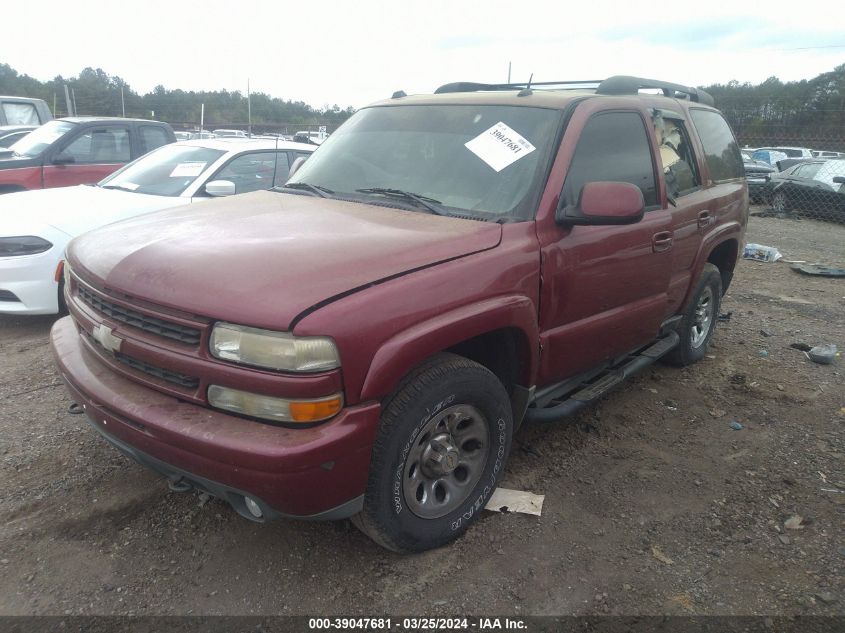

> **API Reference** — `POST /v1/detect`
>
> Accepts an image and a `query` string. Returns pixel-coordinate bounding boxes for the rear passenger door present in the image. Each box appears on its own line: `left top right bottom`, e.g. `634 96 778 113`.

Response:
42 124 132 188
653 111 710 314
537 105 673 383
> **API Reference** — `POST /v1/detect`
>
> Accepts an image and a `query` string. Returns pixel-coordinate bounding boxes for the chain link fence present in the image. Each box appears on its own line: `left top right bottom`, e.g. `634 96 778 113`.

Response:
731 119 845 227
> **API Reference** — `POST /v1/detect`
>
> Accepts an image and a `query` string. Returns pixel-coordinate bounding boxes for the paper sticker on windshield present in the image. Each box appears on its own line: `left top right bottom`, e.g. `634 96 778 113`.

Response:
465 122 536 172
169 162 207 178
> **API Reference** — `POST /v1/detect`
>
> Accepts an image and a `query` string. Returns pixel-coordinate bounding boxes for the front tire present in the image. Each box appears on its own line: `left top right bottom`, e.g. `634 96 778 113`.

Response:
353 353 513 552
664 263 722 367
772 191 790 213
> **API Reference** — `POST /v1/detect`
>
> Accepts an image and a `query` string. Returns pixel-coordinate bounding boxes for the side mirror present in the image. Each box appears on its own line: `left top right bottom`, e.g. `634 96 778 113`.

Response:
287 156 307 179
556 181 645 225
205 180 236 197
833 176 845 184
52 152 75 165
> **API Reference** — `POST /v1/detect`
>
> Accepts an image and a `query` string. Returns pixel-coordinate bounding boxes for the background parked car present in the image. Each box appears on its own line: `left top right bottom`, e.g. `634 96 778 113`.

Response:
0 117 175 193
212 129 248 138
743 155 775 203
0 96 52 126
755 146 814 159
0 137 315 314
751 149 788 166
0 124 36 148
174 131 193 141
763 159 845 220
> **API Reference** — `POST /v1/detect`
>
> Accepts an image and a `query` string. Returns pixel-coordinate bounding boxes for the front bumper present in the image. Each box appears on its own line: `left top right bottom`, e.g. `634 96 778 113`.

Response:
0 249 61 315
51 316 381 520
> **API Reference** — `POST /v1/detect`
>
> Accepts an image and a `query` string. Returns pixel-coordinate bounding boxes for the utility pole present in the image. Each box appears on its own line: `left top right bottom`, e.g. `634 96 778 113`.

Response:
247 78 252 138
71 88 78 116
508 61 511 84
200 103 204 136
52 93 57 117
121 86 125 117
63 84 73 117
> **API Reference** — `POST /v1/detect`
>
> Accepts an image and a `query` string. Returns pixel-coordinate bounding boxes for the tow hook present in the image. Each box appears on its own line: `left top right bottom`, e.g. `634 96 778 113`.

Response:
167 477 193 493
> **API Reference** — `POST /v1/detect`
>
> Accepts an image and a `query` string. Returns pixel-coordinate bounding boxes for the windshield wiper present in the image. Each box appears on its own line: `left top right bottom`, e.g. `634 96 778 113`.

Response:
278 182 334 198
99 184 138 192
355 188 448 216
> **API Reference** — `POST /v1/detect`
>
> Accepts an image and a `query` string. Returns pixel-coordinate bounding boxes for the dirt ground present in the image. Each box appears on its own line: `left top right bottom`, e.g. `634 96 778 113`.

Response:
0 213 843 617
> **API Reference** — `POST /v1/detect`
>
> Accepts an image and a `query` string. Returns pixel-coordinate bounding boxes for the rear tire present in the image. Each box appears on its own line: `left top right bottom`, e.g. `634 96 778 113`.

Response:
352 353 512 552
664 263 722 367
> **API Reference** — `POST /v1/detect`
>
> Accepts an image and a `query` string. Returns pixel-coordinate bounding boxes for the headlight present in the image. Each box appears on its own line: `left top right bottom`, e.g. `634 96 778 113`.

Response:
207 385 343 424
210 322 340 372
0 236 53 257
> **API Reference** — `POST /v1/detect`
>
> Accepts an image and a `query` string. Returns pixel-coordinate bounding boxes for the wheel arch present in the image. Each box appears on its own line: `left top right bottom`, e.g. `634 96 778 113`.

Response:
706 237 739 295
358 295 538 404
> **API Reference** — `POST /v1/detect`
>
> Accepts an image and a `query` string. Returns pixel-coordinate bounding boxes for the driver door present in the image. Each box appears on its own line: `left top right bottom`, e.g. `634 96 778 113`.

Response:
536 106 672 384
43 125 131 188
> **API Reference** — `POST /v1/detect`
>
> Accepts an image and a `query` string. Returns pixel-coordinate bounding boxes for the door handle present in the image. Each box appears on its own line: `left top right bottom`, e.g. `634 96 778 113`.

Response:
698 210 712 228
652 231 673 252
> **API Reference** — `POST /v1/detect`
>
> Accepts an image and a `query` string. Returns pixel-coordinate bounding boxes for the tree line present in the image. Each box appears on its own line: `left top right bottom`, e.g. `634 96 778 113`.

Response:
2 62 843 145
0 64 355 131
701 64 845 148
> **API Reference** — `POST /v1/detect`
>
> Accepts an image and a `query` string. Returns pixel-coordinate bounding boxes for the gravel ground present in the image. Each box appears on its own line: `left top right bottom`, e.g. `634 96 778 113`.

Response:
0 213 843 617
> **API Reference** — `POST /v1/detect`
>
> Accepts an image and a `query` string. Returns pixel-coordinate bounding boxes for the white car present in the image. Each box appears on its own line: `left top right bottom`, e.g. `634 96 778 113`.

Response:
0 138 314 314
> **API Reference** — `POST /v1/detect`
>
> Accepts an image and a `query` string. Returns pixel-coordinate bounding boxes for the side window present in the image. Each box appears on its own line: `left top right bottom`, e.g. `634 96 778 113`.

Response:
562 111 658 208
654 116 701 198
61 132 93 162
794 163 821 179
140 126 170 154
2 102 38 125
62 127 131 163
214 151 285 194
689 110 743 182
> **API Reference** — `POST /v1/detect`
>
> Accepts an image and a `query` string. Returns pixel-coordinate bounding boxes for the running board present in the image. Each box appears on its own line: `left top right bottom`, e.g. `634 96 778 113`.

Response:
524 331 679 424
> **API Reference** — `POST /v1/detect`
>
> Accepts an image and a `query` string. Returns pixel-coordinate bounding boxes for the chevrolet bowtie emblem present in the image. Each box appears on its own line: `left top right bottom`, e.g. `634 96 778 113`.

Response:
92 324 122 353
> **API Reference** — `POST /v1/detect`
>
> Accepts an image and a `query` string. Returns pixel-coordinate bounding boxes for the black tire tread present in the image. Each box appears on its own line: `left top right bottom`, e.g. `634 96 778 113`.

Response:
352 353 508 552
664 263 722 367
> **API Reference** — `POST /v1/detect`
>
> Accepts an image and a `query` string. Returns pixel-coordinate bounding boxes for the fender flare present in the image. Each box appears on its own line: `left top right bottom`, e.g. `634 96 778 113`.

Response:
359 294 539 402
683 221 742 306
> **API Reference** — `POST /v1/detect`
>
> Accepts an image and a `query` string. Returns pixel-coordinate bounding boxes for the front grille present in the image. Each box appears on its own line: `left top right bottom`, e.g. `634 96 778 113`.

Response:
78 285 201 345
114 352 200 389
0 290 20 302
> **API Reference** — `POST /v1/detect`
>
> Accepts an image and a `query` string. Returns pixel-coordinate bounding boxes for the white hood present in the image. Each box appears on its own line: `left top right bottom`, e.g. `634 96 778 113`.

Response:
0 185 189 238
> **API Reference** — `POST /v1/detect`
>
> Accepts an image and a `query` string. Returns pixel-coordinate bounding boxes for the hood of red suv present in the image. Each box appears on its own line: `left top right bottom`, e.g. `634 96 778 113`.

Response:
68 190 502 330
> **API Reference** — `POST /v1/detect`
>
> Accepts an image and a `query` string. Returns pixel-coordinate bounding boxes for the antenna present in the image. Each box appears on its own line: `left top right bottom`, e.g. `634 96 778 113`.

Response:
517 73 534 97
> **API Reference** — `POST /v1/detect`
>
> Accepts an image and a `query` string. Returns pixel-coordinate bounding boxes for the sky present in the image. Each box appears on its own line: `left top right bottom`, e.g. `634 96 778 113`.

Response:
2 0 844 110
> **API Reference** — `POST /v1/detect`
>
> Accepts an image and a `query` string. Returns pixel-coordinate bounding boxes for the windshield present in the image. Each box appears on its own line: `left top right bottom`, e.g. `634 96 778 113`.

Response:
9 120 76 157
287 104 562 220
98 144 226 196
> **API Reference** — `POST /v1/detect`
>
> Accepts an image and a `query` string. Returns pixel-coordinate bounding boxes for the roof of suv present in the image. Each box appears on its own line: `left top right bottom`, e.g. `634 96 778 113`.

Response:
59 116 168 124
369 76 717 111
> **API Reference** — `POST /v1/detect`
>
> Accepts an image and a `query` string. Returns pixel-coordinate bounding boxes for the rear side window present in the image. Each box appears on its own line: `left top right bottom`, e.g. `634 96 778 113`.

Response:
2 102 38 125
140 126 171 154
689 110 743 182
563 111 658 208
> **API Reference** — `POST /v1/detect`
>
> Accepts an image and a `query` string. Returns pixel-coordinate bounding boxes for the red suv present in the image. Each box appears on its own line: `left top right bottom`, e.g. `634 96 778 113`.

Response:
0 117 175 193
51 76 747 552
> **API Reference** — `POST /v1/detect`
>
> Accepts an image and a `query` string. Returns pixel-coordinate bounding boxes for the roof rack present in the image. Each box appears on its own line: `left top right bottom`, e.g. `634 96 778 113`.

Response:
433 75 715 107
435 80 602 94
596 76 714 107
